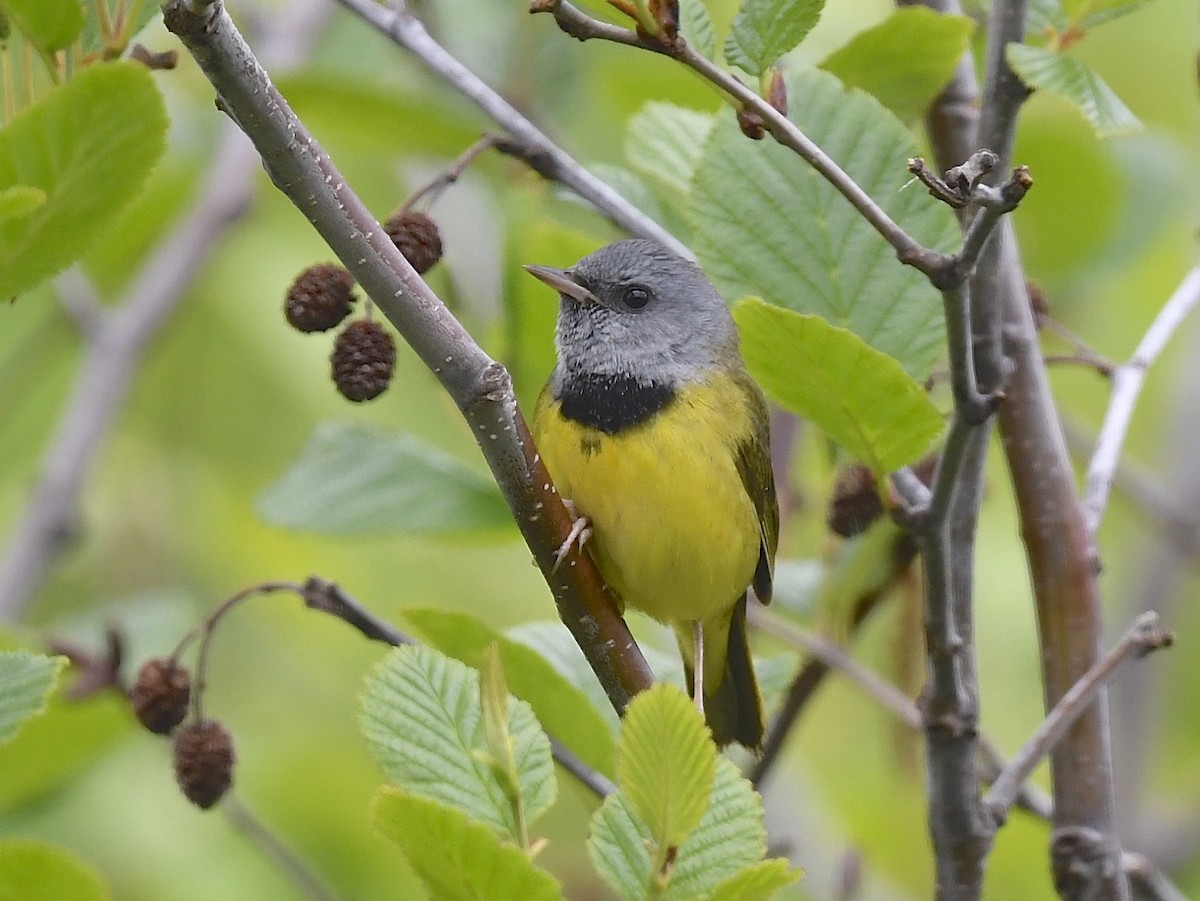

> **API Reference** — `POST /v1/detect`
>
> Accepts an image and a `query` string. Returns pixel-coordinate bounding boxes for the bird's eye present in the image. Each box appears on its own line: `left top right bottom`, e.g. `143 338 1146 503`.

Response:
621 286 651 310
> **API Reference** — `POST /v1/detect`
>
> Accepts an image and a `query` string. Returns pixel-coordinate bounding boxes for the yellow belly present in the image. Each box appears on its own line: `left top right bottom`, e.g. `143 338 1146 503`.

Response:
532 373 760 626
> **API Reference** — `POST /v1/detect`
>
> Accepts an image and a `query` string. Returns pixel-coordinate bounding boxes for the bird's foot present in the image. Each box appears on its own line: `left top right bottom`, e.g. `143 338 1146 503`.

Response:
551 500 592 573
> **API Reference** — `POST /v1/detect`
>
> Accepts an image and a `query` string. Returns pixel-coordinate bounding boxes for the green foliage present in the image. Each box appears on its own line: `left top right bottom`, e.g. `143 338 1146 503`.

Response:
79 0 161 58
0 60 167 299
590 753 788 900
617 685 715 865
819 7 975 123
0 184 44 221
587 685 794 900
724 0 824 75
0 651 63 745
733 298 942 474
0 840 110 901
0 0 83 55
678 0 717 60
708 860 799 900
1006 43 1141 137
1029 0 1153 33
256 422 511 536
626 102 715 196
688 69 955 379
400 607 617 776
360 644 556 842
372 789 564 901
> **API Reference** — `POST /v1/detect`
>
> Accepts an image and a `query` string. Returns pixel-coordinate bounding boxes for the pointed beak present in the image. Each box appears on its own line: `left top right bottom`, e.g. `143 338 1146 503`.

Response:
524 264 598 304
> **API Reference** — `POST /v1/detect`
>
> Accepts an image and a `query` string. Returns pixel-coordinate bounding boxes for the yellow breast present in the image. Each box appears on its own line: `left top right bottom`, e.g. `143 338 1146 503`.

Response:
532 373 761 625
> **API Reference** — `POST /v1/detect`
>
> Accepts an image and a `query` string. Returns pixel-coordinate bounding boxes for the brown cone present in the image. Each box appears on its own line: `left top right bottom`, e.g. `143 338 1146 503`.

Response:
331 319 396 402
383 211 443 275
173 719 235 809
130 658 191 735
285 264 356 333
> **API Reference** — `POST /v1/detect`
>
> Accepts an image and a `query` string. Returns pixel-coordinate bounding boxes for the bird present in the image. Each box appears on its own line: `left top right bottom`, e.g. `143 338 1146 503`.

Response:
526 238 779 749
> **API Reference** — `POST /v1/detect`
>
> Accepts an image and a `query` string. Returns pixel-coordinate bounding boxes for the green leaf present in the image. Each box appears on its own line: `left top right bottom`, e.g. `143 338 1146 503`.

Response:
402 608 616 778
477 645 529 846
589 758 768 900
1006 43 1141 137
688 69 954 379
618 684 715 857
0 61 167 299
708 859 800 900
724 0 824 75
819 8 975 123
678 0 717 60
626 102 716 196
360 645 556 841
372 789 564 901
0 0 83 54
733 298 942 473
1026 0 1067 35
0 840 109 901
0 652 63 746
0 184 44 222
256 422 511 536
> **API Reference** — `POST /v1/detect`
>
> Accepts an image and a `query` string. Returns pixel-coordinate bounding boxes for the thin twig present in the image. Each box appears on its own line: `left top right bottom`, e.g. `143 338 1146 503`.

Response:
536 0 950 279
223 796 345 901
984 613 1173 825
1082 265 1200 534
750 607 1053 821
330 0 689 258
297 577 616 798
399 133 500 213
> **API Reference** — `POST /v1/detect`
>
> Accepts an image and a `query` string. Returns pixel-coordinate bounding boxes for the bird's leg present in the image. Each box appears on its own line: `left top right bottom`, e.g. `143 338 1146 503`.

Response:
551 499 592 573
692 620 705 718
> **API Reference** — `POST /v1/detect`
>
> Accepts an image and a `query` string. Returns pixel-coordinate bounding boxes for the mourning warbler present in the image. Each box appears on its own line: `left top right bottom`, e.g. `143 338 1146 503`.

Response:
526 239 779 749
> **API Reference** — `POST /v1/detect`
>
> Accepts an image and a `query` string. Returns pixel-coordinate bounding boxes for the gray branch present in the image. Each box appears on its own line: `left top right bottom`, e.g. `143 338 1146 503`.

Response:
1082 265 1200 535
330 0 689 258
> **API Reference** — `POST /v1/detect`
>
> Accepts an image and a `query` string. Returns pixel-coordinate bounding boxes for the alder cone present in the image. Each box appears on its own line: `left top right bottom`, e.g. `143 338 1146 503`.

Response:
173 719 235 809
827 463 883 538
130 657 191 735
384 210 443 275
284 264 356 333
331 319 396 402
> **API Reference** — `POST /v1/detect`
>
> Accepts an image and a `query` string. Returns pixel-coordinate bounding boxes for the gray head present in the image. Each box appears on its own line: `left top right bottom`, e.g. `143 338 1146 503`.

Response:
525 239 739 388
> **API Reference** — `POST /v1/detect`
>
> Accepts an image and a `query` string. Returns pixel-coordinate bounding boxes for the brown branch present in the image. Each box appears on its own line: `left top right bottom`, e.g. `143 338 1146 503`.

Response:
984 613 1173 825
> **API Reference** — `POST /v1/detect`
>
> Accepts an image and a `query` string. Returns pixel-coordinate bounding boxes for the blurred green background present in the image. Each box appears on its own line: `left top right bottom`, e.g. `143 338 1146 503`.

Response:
2 0 1199 898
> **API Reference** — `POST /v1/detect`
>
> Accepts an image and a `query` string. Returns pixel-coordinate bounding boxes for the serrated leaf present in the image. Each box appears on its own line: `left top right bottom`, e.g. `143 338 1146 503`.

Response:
372 789 564 901
0 652 64 746
403 609 616 777
1006 44 1141 137
360 645 556 841
1027 0 1067 35
0 184 44 222
589 758 767 900
678 0 717 60
734 298 942 473
688 68 954 379
708 859 799 900
257 422 511 536
0 0 83 54
724 0 824 75
0 840 109 901
0 61 166 299
619 685 715 859
626 102 716 196
478 645 528 843
819 8 974 123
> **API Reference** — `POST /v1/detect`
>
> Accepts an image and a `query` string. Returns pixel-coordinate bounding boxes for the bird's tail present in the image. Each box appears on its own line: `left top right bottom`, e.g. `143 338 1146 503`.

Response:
676 595 765 751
